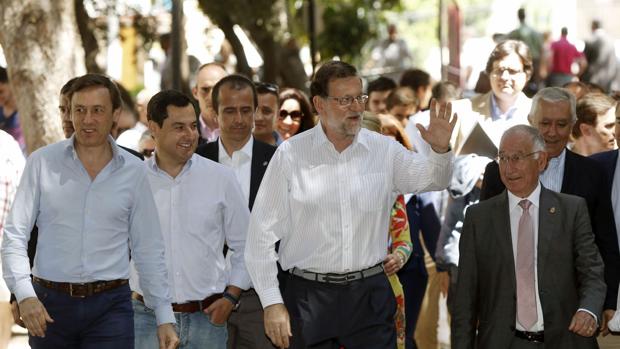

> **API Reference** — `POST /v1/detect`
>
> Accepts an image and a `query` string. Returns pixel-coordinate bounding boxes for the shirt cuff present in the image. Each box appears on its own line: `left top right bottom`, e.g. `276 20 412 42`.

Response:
14 280 36 303
229 272 252 291
153 303 176 326
577 308 598 325
257 287 284 309
608 311 620 332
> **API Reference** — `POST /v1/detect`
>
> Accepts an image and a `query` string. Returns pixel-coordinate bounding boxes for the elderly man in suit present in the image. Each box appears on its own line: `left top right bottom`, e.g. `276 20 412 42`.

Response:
480 88 620 331
453 124 606 348
195 74 277 349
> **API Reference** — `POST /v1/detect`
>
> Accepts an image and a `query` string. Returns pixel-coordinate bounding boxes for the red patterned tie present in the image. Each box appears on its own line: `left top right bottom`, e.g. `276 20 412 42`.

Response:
516 199 537 330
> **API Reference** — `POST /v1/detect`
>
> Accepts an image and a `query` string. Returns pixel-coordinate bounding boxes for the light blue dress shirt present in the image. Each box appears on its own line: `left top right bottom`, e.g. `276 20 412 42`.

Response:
1 136 174 325
539 148 566 193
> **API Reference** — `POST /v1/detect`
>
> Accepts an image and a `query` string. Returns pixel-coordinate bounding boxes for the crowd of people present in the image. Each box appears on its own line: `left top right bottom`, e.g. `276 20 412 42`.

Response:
2 7 620 349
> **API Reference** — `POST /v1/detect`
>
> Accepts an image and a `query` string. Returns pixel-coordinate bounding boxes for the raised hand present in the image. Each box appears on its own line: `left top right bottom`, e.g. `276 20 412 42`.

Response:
416 98 457 153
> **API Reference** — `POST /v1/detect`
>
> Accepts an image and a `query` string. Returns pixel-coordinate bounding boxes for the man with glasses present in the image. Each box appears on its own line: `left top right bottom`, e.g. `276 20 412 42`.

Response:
454 40 533 155
480 87 620 336
253 82 282 146
196 74 278 349
453 124 605 348
245 60 456 348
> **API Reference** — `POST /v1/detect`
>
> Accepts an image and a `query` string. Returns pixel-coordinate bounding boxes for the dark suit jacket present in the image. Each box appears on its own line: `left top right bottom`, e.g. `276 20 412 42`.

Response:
480 149 620 310
452 188 605 349
195 138 277 210
591 149 619 190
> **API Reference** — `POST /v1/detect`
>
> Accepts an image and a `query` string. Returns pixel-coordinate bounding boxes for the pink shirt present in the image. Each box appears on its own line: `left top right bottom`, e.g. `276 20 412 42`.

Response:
550 37 583 74
199 116 220 143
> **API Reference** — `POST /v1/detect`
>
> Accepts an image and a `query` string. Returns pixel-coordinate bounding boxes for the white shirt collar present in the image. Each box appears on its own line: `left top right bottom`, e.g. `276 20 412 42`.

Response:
65 134 124 166
507 182 542 211
311 121 369 151
147 153 194 178
218 136 254 161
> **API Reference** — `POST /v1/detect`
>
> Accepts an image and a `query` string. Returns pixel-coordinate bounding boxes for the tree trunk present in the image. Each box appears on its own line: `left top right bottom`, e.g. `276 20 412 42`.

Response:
218 15 253 78
75 0 102 74
0 0 86 153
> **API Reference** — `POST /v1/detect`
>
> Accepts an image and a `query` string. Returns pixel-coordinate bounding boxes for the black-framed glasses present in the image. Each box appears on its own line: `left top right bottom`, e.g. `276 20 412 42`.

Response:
497 151 540 164
255 82 279 94
326 94 369 107
279 109 303 121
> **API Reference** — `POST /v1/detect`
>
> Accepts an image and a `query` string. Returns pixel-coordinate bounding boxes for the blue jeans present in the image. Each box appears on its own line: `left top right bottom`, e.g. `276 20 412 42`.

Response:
133 299 227 349
29 282 134 349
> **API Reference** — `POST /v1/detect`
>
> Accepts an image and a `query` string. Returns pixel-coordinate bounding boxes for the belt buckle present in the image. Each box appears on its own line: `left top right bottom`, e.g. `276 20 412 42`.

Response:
69 283 88 298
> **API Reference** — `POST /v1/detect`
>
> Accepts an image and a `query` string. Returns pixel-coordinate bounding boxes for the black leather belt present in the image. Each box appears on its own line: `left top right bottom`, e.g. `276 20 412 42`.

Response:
290 264 384 285
515 330 544 343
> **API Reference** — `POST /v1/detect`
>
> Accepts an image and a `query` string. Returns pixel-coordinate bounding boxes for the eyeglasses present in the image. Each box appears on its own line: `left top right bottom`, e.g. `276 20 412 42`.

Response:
497 151 540 164
326 94 369 107
279 109 303 122
255 82 279 94
491 68 524 77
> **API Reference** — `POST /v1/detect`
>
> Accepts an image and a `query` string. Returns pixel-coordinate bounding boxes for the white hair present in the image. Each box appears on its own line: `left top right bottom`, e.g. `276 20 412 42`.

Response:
501 124 546 156
529 87 577 123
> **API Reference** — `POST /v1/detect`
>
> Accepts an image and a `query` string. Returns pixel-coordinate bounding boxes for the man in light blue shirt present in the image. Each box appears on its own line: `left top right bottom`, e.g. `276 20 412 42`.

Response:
1 74 178 349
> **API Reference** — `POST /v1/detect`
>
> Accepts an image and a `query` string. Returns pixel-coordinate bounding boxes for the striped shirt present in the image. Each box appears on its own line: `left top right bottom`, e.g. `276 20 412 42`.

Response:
540 148 566 192
245 123 453 308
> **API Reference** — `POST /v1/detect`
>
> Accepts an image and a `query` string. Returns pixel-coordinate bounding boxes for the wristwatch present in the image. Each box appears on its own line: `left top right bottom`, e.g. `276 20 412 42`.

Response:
222 291 240 310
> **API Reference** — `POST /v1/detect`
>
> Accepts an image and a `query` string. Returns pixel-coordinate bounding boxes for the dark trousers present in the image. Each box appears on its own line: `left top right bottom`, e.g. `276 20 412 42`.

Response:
29 282 134 349
284 272 396 349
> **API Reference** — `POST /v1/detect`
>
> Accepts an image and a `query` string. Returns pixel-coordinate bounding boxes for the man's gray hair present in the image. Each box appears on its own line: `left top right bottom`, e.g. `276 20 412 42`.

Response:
501 124 546 156
529 87 577 123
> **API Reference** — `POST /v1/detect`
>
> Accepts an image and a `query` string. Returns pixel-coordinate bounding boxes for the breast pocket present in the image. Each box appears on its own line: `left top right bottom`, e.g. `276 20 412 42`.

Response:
353 173 387 212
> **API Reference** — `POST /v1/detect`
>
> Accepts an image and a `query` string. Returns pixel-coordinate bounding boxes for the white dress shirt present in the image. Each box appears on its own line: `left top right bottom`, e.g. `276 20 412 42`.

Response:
130 154 251 304
507 184 544 331
245 123 453 308
1 136 174 324
540 148 566 192
508 182 597 331
218 136 253 205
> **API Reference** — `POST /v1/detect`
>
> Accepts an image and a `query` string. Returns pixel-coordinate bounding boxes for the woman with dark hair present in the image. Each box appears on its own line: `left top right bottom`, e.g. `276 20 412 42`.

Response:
277 88 315 140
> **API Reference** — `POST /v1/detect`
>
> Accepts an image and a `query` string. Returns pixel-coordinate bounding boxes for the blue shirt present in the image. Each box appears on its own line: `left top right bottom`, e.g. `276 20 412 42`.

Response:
1 136 175 325
540 148 566 193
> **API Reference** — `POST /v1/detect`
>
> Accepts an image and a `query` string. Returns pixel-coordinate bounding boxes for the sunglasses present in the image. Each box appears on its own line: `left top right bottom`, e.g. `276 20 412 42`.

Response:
279 110 303 121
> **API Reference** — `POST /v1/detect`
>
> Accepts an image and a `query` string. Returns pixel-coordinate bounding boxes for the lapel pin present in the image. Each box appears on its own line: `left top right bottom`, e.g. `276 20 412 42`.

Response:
262 161 268 166
549 207 556 214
